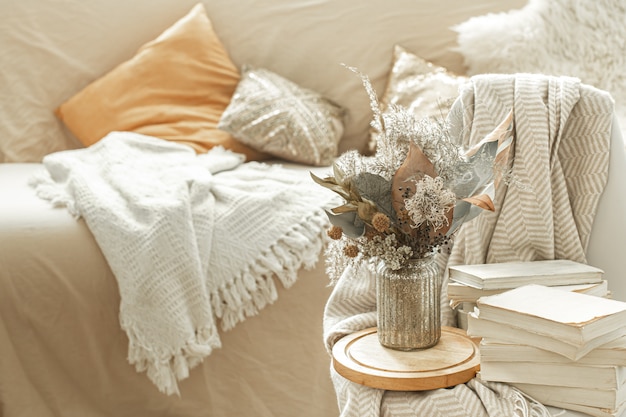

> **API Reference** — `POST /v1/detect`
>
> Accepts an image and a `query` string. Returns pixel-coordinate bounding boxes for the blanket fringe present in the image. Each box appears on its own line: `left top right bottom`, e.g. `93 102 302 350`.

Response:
28 169 80 217
511 388 552 417
215 210 329 331
124 323 221 396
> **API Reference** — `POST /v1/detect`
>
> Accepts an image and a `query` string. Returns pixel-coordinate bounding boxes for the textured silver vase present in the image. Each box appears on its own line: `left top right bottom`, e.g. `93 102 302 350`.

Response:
376 256 442 350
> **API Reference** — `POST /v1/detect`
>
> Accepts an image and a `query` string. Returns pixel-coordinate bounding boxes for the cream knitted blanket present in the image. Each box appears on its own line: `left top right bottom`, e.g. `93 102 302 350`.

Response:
31 132 337 395
323 74 614 416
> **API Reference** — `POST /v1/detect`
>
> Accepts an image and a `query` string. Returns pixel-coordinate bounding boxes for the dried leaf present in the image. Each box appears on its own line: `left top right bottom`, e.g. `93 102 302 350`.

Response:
462 194 495 211
450 110 514 200
310 171 350 200
493 114 514 188
333 163 346 185
331 203 358 214
391 143 437 233
401 142 437 179
356 200 378 223
352 172 394 220
466 110 514 157
324 210 365 238
447 201 473 236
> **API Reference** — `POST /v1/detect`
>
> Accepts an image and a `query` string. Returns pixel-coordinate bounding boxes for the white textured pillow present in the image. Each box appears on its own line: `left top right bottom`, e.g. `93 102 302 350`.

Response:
218 66 344 166
454 0 626 116
382 45 466 121
369 45 467 152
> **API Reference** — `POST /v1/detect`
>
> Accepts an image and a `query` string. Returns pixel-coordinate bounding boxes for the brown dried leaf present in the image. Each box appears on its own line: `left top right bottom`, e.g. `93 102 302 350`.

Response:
466 110 514 157
493 112 514 188
357 200 378 223
391 143 437 234
462 194 495 211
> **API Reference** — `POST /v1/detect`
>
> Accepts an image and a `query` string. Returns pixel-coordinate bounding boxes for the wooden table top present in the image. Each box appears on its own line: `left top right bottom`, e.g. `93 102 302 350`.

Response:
332 326 480 391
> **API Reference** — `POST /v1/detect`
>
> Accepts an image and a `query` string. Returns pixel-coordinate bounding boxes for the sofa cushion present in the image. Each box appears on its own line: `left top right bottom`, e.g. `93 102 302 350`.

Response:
0 0 527 162
382 46 467 122
371 45 467 151
55 3 268 161
453 0 626 123
218 66 344 166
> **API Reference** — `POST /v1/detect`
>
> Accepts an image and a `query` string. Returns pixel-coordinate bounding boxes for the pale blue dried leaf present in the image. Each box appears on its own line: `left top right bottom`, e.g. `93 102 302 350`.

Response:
450 141 497 199
325 209 365 238
447 200 482 236
351 172 394 220
447 182 495 236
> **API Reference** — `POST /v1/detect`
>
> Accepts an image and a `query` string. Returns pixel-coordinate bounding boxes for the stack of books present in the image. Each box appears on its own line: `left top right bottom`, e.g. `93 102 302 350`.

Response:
448 260 609 329
468 284 626 417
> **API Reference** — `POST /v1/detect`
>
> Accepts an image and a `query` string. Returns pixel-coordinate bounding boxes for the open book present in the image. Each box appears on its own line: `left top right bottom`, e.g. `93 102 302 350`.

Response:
449 259 604 290
467 311 626 361
475 284 626 347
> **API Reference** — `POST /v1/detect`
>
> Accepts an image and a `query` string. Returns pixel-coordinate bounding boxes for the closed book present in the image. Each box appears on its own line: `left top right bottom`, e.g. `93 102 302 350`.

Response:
475 284 626 347
447 283 505 301
449 259 603 290
479 360 626 390
448 279 609 304
480 336 626 366
543 399 626 417
467 312 626 360
511 381 626 410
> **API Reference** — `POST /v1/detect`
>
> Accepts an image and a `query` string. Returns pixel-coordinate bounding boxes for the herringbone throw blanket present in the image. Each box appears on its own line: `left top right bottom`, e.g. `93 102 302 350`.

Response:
324 74 614 416
30 132 337 396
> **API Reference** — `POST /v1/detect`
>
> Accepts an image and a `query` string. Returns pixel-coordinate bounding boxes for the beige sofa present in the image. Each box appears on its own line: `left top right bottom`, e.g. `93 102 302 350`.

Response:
1 0 625 416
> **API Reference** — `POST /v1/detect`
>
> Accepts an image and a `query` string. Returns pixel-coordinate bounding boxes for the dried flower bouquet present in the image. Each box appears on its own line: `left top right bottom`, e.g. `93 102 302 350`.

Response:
312 68 514 279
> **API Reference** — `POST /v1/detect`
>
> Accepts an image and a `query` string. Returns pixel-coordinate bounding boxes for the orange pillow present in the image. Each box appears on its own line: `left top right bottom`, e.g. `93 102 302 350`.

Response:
55 3 268 161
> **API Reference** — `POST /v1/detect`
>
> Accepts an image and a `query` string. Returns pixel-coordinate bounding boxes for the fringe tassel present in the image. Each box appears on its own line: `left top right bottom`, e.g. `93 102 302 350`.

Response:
512 388 552 417
124 323 221 396
214 209 329 331
28 169 80 218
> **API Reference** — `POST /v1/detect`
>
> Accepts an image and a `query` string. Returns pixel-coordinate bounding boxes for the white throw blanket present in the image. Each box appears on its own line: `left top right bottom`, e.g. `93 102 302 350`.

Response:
324 74 614 416
30 132 337 395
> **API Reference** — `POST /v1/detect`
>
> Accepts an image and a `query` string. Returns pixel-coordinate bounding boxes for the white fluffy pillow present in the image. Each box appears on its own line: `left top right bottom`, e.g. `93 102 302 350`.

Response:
453 0 626 117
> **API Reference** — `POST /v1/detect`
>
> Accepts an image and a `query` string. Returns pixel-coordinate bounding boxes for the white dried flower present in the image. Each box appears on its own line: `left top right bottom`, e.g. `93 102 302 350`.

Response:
360 234 412 270
404 176 456 231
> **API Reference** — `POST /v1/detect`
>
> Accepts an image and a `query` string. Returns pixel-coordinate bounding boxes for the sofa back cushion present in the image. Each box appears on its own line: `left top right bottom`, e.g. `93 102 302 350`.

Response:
0 0 526 162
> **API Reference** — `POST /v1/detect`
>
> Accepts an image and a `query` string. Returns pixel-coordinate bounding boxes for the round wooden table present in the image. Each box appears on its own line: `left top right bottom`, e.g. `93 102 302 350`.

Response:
332 326 480 391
